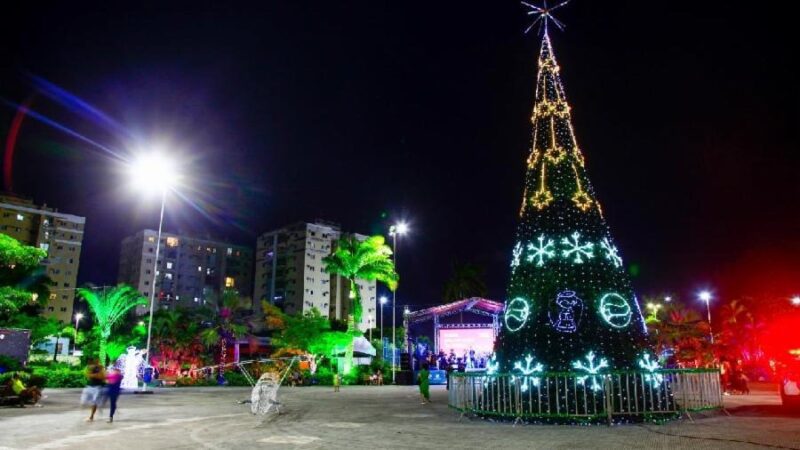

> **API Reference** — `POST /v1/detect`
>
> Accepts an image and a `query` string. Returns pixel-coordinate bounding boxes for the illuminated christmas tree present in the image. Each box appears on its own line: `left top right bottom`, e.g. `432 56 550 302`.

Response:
495 23 650 376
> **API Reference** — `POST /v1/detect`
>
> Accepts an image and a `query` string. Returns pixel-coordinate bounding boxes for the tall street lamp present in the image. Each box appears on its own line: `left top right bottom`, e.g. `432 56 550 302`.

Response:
389 222 408 384
130 152 178 392
380 296 387 352
72 313 83 355
699 291 713 343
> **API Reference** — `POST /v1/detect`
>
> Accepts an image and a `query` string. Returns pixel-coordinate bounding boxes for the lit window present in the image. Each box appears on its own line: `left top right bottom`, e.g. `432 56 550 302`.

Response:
198 266 202 272
193 297 199 303
166 262 173 269
166 237 179 247
39 243 49 252
225 277 235 288
16 214 24 221
147 236 155 243
165 273 173 280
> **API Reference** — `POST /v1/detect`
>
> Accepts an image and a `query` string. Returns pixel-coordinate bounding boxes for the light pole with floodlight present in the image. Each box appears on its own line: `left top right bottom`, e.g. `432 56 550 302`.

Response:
380 296 387 352
388 222 408 384
72 313 83 355
699 291 713 343
791 296 800 307
130 152 177 392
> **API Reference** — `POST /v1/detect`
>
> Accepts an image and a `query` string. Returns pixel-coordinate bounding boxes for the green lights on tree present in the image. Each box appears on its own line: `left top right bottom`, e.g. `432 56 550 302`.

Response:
77 284 146 365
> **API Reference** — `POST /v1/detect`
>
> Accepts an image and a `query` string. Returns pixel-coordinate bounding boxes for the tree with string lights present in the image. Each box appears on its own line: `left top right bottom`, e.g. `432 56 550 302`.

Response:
495 1 651 380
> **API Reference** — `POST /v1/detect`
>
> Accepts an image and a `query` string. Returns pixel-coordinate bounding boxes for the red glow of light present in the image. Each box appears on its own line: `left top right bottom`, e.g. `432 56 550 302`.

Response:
3 98 34 192
761 315 800 363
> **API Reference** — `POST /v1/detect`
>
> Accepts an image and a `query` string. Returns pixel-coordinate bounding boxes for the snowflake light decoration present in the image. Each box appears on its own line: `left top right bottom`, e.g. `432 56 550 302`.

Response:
510 242 523 272
511 353 544 392
561 231 594 263
527 234 556 267
486 353 499 376
600 238 622 268
572 351 609 392
484 353 500 387
638 353 664 387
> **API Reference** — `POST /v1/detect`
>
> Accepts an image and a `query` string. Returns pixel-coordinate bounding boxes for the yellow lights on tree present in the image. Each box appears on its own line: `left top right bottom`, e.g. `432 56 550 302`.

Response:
531 189 554 210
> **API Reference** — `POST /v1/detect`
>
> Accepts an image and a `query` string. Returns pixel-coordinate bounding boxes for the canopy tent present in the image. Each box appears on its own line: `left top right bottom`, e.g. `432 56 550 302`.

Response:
405 297 503 356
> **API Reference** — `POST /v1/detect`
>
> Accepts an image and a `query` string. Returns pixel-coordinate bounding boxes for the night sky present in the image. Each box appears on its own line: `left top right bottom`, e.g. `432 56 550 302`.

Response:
1 2 796 309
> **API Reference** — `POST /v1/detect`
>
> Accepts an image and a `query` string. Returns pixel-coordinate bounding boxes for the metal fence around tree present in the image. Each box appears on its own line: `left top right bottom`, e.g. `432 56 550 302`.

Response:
448 369 722 424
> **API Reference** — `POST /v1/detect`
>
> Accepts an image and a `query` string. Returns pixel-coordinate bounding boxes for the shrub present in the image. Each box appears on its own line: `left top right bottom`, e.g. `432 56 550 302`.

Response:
31 367 85 388
0 355 21 373
175 377 215 387
223 371 250 386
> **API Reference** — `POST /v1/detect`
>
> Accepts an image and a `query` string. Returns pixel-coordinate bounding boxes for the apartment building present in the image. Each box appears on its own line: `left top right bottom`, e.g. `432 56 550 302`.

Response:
254 221 376 331
117 230 253 314
0 193 85 322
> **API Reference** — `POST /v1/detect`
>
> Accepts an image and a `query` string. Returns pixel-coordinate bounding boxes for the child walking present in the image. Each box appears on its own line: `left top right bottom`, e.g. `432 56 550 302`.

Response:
418 363 430 404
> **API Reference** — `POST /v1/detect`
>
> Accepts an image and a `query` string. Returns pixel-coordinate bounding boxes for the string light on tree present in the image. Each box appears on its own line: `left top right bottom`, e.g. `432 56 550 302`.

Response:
511 353 545 392
638 353 663 387
561 232 594 263
510 242 523 272
495 1 650 409
599 238 623 268
572 351 609 392
527 234 556 267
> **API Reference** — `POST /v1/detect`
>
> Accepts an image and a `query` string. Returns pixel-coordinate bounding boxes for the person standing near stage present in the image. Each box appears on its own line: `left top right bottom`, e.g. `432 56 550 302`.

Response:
418 363 430 404
105 367 122 423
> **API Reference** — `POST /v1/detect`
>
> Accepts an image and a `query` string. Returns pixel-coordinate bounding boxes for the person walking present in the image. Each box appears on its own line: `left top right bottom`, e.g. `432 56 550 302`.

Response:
418 363 430 404
333 371 340 393
81 358 106 422
105 367 122 423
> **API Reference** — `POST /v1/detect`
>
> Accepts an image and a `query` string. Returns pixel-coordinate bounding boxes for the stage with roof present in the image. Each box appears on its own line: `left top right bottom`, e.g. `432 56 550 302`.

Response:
404 298 503 382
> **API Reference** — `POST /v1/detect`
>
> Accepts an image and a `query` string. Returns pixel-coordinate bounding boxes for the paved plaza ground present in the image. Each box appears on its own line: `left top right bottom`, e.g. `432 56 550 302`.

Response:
0 383 798 449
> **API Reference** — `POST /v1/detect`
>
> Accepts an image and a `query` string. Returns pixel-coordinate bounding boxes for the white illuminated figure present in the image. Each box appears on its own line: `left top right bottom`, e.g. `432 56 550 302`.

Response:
118 346 145 390
251 372 281 415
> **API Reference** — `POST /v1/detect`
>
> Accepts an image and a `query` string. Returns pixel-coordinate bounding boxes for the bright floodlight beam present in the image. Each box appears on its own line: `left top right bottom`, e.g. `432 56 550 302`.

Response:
791 296 800 306
130 152 178 193
129 151 178 393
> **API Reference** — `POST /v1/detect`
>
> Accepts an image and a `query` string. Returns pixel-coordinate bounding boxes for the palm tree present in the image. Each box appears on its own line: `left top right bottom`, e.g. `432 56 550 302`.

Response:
442 262 487 302
200 289 249 379
77 284 146 365
322 235 398 373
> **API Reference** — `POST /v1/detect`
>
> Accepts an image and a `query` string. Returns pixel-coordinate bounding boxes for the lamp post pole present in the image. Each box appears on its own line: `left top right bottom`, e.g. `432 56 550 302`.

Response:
380 297 386 353
705 299 713 344
142 188 166 392
72 313 83 355
392 232 397 385
699 291 713 344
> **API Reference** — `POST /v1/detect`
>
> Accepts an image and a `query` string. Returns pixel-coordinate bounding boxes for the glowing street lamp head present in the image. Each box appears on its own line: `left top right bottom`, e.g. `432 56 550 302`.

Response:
380 296 388 305
389 222 409 236
698 291 712 303
130 152 178 193
664 296 672 302
75 313 84 321
791 296 800 306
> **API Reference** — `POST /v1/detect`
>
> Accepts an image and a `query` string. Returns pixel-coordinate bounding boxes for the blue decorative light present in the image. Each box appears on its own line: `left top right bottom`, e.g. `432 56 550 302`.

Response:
548 290 583 333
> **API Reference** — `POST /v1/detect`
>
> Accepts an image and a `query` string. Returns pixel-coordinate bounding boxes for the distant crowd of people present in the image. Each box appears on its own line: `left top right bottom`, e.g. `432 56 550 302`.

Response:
415 349 493 372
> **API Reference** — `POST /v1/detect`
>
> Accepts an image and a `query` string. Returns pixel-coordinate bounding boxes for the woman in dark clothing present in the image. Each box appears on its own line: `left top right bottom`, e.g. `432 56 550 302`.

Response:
105 367 122 423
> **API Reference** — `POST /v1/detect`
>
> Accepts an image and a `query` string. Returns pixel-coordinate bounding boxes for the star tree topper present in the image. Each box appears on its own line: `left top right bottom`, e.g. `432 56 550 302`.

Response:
521 0 570 35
